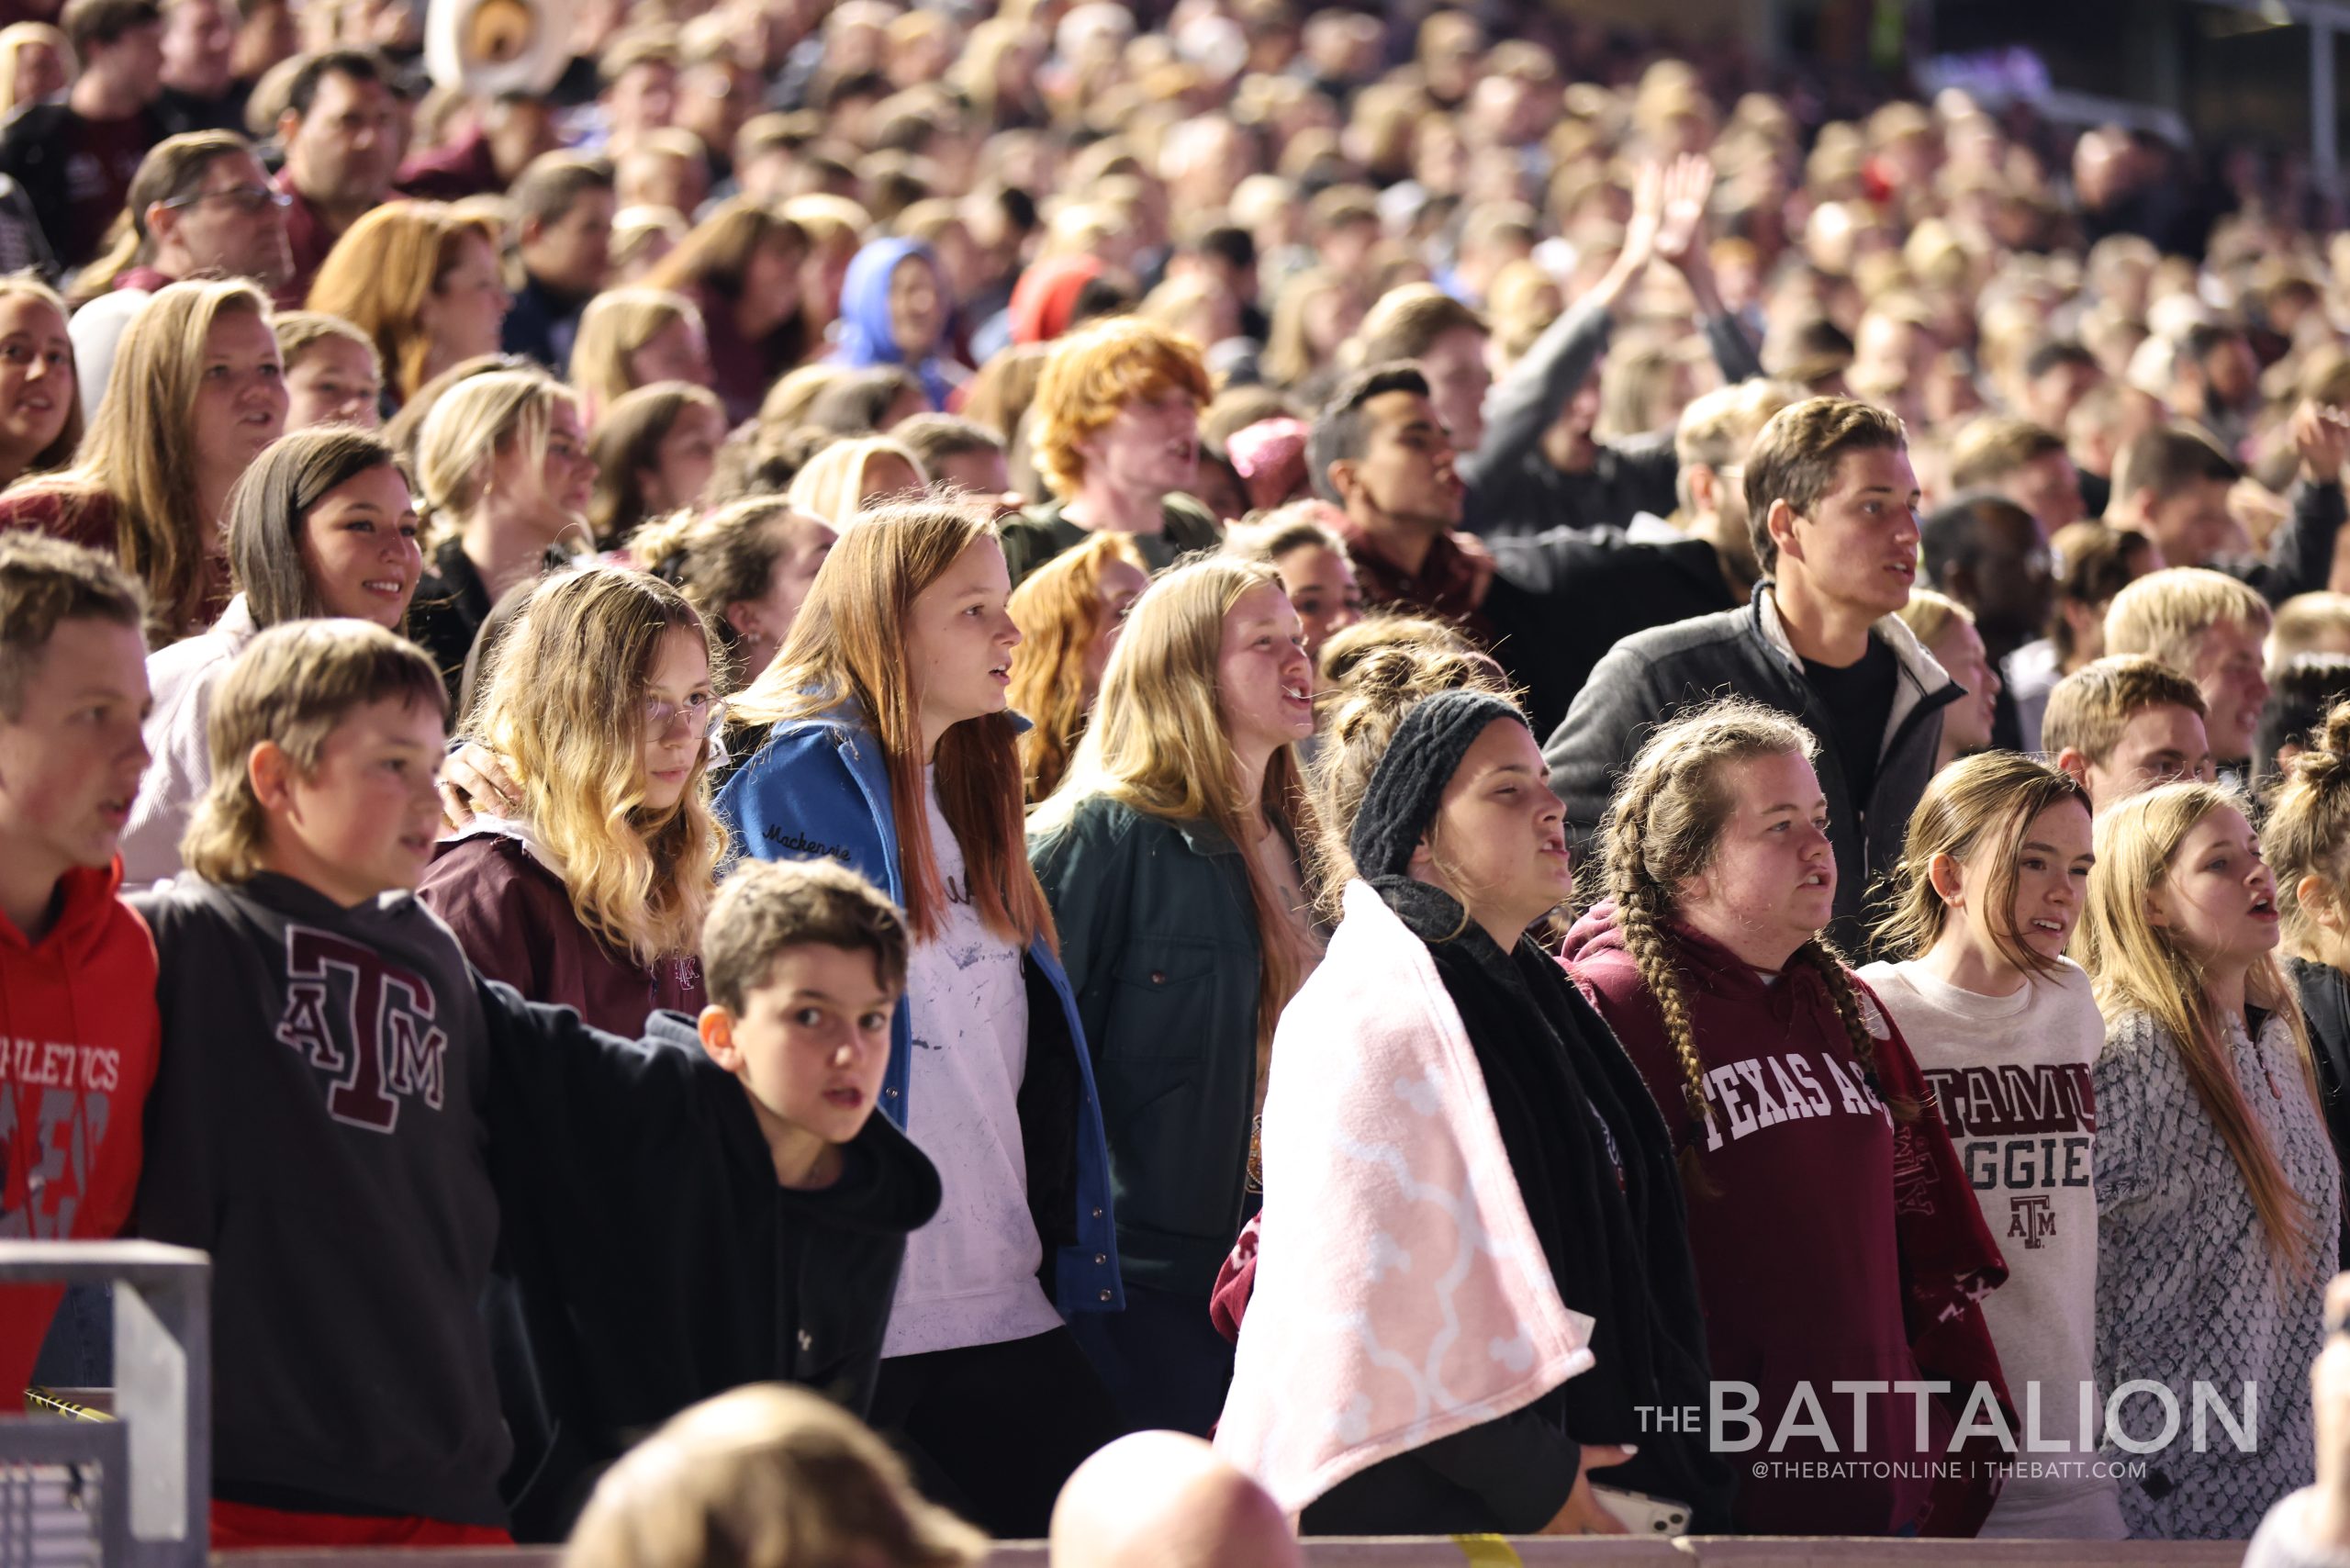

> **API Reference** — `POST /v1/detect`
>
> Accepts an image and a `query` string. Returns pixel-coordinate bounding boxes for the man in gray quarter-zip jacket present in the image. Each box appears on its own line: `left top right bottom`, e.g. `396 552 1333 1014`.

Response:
1545 398 1960 959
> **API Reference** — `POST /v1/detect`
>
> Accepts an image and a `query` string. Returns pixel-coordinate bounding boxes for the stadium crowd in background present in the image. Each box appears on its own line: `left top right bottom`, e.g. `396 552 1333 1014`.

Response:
19 0 2350 1555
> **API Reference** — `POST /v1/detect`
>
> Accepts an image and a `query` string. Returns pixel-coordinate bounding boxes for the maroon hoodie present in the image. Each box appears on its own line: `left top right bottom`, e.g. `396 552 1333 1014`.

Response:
1561 902 2009 1538
0 860 160 1398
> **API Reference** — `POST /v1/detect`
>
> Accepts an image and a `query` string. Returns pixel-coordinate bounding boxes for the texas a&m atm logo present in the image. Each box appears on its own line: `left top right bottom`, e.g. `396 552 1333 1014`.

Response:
272 926 449 1132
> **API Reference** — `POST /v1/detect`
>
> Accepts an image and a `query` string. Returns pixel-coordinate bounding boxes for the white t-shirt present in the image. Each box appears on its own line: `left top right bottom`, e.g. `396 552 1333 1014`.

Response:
1858 957 2125 1540
883 767 1063 1358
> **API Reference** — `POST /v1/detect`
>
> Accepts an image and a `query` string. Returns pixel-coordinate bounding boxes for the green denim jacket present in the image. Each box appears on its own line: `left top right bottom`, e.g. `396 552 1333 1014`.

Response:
1029 792 1263 1298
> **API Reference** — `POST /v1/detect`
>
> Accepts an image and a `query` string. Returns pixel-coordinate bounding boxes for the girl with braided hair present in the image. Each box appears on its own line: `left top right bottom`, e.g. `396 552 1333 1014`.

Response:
2087 780 2338 1540
1560 697 2010 1539
1858 753 2121 1540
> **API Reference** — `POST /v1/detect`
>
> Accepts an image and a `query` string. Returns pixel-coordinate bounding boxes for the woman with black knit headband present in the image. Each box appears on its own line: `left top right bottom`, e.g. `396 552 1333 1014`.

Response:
1214 685 1730 1537
1561 696 2011 1539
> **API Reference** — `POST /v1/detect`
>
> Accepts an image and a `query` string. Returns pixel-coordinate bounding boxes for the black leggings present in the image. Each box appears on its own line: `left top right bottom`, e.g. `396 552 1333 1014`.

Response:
868 1327 1125 1540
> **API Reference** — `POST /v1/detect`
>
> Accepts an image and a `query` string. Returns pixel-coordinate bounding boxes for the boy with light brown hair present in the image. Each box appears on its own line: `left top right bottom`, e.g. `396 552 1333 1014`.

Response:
2041 652 2214 812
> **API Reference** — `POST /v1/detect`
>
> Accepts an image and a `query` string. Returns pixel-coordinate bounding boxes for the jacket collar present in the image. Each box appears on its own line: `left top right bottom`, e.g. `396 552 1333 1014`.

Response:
1751 582 1949 688
1750 583 1957 747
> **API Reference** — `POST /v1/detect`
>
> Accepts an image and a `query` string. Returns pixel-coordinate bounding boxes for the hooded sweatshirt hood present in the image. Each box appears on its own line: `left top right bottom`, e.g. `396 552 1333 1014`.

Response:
1560 898 1833 1023
832 238 956 406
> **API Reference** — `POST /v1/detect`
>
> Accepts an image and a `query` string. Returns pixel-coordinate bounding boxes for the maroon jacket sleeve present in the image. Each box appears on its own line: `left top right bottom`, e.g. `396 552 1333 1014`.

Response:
415 838 555 1004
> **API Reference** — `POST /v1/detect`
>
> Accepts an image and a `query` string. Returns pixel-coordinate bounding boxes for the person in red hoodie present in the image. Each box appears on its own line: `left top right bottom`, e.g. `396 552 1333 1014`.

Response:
1561 695 2011 1538
0 534 161 1398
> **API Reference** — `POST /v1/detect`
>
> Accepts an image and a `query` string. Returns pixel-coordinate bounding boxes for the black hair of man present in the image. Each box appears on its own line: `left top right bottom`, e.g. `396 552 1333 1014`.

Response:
284 48 389 121
2180 320 2247 372
2023 339 2099 383
1309 361 1433 505
1920 489 2024 596
1194 222 1256 274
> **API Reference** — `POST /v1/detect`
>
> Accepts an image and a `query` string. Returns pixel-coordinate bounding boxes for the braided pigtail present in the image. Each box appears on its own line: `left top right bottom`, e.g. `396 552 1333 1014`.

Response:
1803 937 1921 1123
1597 736 1723 1193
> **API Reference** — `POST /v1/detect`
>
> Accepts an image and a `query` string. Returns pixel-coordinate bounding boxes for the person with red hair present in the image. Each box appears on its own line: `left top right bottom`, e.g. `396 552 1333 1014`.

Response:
1002 316 1222 586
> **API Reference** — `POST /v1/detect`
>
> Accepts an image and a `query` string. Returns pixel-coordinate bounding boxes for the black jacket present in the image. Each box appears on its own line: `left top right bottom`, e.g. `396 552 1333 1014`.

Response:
1484 524 1737 736
1463 299 1765 540
1302 879 1732 1536
487 1007 941 1539
2285 957 2350 1268
1543 589 1958 957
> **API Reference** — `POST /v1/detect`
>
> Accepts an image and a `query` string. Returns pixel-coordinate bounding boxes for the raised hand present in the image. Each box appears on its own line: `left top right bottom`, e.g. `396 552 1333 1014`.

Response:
1652 154 1716 268
2295 398 2350 485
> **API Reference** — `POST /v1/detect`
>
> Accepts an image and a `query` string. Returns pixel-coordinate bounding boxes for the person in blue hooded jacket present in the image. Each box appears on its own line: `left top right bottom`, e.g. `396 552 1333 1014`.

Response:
829 237 967 412
713 498 1125 1539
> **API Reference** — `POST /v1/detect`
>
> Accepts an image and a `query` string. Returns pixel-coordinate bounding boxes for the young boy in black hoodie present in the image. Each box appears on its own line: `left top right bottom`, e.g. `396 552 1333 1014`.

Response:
494 857 943 1536
129 621 939 1549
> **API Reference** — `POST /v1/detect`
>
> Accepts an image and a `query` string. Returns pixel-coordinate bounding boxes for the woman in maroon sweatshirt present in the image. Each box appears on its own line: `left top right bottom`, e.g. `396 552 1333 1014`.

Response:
418 565 722 1034
1561 697 2011 1538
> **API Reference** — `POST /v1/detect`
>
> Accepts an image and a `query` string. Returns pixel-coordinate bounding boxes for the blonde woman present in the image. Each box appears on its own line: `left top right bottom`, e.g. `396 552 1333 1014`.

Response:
1027 557 1321 1435
1005 531 1148 801
2080 780 2341 1540
418 565 722 1032
0 278 283 642
306 201 509 409
1561 698 2008 1537
569 286 710 427
407 369 595 700
715 503 1123 1538
609 204 685 282
784 435 926 530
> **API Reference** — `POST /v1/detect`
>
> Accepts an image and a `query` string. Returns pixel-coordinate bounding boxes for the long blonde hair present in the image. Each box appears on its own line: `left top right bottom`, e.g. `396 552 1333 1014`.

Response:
1005 531 1147 802
1035 558 1321 1048
732 502 1052 947
23 278 267 640
470 565 726 964
306 201 500 403
1595 698 1914 1189
2081 778 2323 1266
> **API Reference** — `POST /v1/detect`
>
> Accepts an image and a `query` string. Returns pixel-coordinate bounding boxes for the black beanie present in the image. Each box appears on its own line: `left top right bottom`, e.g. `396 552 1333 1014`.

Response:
1348 689 1528 880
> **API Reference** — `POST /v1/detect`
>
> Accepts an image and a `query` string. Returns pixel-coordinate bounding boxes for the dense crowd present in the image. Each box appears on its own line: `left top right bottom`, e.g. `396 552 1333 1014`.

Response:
17 0 2350 1559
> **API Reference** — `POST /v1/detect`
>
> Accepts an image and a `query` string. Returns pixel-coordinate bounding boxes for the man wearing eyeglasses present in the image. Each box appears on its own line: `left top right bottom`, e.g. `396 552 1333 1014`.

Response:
0 0 167 269
68 130 293 422
129 138 294 294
